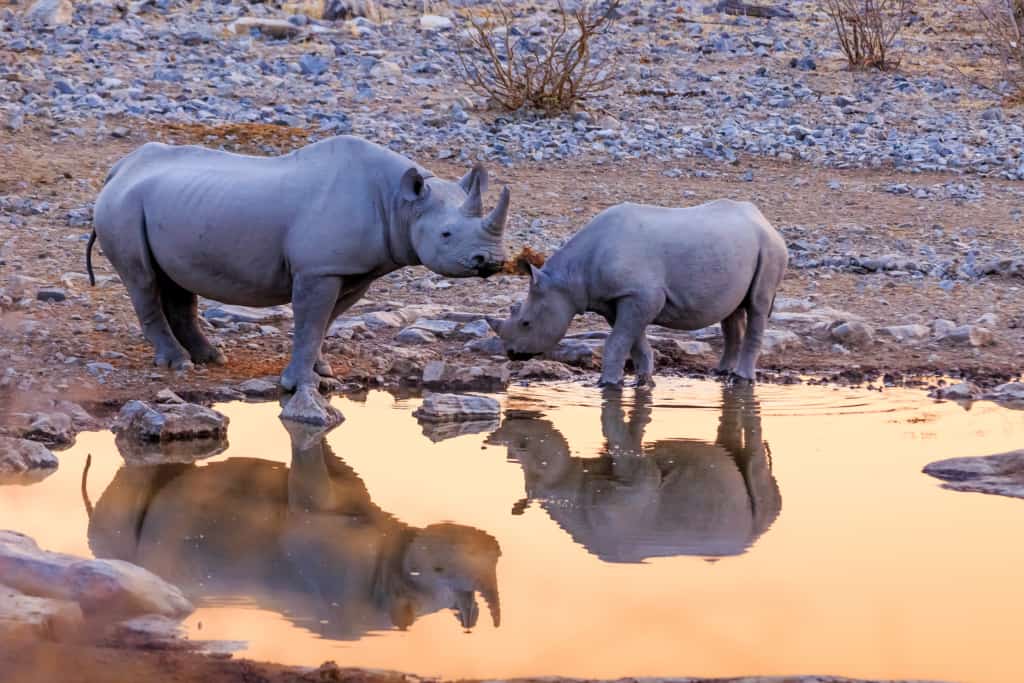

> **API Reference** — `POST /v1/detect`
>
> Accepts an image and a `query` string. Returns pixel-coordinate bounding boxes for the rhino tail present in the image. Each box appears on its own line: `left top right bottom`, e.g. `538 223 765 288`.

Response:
81 453 94 519
86 230 97 286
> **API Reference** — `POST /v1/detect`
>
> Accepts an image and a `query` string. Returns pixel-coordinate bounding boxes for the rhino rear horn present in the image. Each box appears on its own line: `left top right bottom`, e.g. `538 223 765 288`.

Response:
460 164 488 217
484 186 511 237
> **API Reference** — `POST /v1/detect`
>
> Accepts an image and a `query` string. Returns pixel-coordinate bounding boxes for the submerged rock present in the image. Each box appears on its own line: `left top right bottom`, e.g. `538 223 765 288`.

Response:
413 393 501 423
0 531 193 619
113 401 229 443
931 382 981 401
984 382 1024 405
0 437 58 485
924 450 1024 499
419 419 499 443
279 385 344 427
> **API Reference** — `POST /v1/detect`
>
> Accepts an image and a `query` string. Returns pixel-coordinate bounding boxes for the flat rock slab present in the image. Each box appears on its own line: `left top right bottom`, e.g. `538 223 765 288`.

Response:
0 437 58 486
414 393 501 423
201 303 292 324
279 385 344 428
112 400 229 443
924 450 1024 499
0 531 192 620
0 583 83 641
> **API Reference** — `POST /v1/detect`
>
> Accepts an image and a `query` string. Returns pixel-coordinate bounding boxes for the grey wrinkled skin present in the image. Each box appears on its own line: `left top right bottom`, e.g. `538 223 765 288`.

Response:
85 420 502 637
486 384 781 562
491 200 788 386
90 135 510 390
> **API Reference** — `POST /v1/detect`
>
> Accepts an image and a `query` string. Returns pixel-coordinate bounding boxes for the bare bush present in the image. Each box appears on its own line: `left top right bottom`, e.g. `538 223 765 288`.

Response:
822 0 913 70
971 0 1024 89
455 1 620 115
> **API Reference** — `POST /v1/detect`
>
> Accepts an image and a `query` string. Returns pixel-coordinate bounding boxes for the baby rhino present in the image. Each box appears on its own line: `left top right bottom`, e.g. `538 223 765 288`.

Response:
491 200 788 387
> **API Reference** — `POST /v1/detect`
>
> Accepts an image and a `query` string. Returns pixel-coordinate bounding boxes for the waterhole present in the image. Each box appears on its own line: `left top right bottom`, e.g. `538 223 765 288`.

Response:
2 379 1023 683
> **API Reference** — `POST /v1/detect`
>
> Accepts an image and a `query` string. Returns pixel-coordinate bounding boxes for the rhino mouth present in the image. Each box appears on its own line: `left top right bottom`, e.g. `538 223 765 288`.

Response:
507 351 539 361
474 263 502 279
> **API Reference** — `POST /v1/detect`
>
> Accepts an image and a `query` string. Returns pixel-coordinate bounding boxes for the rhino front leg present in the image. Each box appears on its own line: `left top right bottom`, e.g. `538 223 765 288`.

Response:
281 274 343 392
599 295 661 389
314 280 374 379
734 308 766 382
629 332 655 388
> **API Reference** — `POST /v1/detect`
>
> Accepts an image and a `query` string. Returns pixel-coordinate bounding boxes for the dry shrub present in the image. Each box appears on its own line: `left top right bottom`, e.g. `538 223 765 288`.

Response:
822 0 913 70
502 246 547 275
972 0 1024 91
455 1 620 115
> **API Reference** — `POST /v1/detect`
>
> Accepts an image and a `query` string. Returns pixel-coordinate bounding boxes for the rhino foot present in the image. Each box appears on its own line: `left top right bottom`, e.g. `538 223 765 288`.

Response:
726 371 755 386
597 378 624 391
634 373 656 388
280 384 345 428
191 345 227 366
154 351 194 372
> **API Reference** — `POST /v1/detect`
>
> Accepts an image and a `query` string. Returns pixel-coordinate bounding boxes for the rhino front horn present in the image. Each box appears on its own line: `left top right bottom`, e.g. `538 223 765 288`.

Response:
484 186 511 237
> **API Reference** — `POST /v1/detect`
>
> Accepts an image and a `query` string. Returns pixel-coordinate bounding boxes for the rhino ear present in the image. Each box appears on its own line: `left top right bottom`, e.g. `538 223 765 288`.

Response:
528 264 548 289
485 316 503 334
400 167 429 202
459 164 489 198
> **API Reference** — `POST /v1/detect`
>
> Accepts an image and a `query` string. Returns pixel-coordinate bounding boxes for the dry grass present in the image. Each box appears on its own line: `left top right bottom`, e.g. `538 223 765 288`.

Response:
502 246 548 275
822 0 913 70
455 0 620 115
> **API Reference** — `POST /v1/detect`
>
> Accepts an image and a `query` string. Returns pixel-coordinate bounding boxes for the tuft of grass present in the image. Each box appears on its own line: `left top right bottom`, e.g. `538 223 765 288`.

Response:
822 0 913 70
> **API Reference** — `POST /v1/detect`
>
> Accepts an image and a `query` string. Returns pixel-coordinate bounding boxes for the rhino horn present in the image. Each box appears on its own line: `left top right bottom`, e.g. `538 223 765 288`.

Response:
460 164 488 217
483 186 511 237
480 570 501 628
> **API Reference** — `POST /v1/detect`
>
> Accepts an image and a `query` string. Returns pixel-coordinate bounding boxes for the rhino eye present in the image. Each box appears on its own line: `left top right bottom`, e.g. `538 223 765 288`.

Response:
433 566 445 574
441 230 452 239
521 320 530 328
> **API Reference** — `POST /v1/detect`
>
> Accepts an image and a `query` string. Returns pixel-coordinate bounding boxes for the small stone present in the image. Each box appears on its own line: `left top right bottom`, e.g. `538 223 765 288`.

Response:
370 61 402 79
515 359 573 380
878 324 930 343
237 378 279 399
232 17 302 39
413 393 500 423
932 382 980 401
36 287 66 303
830 321 874 349
25 0 72 26
0 437 58 485
279 385 344 427
419 14 452 30
396 327 437 345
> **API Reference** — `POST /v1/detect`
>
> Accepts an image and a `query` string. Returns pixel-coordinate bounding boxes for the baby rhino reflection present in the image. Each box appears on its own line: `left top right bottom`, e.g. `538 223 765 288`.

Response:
488 385 781 562
86 422 500 638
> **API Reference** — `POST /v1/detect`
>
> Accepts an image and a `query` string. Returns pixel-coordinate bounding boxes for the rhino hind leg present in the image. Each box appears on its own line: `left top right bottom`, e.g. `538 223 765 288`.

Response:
717 308 747 374
157 273 226 365
125 280 193 371
629 332 655 387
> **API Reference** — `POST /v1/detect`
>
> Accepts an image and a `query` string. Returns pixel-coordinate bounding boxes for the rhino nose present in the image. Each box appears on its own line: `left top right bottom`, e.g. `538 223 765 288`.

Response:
472 254 487 267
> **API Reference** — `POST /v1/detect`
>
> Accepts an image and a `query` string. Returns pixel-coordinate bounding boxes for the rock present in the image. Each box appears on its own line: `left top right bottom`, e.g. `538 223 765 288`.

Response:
323 0 379 22
0 584 83 640
24 412 73 448
648 337 713 360
370 61 402 79
53 401 96 431
0 531 192 619
458 319 492 339
515 359 573 380
413 393 501 423
923 450 1024 499
396 327 437 345
715 0 795 19
360 311 404 330
279 385 344 427
25 0 72 26
422 361 510 391
761 329 801 355
419 14 452 30
407 319 459 338
938 325 995 347
878 324 930 343
418 419 499 443
298 54 330 77
155 389 185 404
931 319 957 337
35 287 66 303
984 382 1024 404
0 437 58 485
830 321 874 348
112 400 229 443
546 339 602 367
232 17 302 39
931 382 980 401
237 378 279 399
465 336 506 356
202 304 291 325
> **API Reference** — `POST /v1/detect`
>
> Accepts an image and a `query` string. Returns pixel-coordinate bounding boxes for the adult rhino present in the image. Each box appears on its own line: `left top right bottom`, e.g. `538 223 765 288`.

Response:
487 385 781 562
89 135 510 394
84 420 501 637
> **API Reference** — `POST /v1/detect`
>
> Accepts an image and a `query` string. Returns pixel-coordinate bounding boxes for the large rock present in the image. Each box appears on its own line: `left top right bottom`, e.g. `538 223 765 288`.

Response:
0 531 192 619
279 385 344 428
413 393 501 423
202 303 292 325
0 437 58 485
924 450 1024 499
23 412 74 448
0 584 83 640
422 361 510 391
25 0 72 26
515 359 574 381
761 329 801 355
113 401 229 443
938 325 995 348
830 321 874 349
984 382 1024 405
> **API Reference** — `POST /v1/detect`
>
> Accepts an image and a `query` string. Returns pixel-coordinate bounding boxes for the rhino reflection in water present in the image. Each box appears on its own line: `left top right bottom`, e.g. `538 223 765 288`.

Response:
86 422 501 638
488 385 781 562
